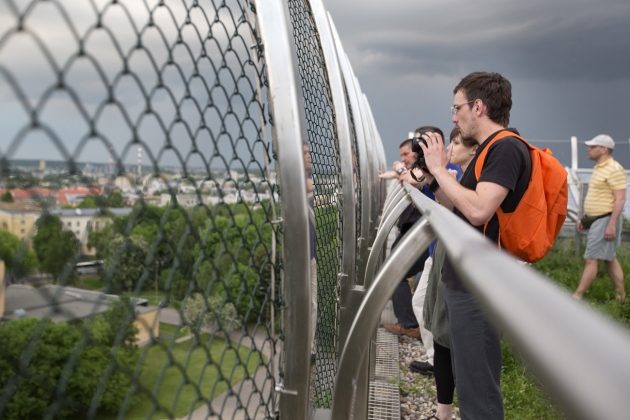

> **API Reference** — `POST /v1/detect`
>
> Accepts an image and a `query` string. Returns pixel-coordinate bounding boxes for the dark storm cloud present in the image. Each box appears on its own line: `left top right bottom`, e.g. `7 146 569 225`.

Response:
323 0 630 166
325 0 630 82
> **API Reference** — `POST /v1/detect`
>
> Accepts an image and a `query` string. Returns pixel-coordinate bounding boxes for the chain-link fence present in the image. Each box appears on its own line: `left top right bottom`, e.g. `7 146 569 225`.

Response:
286 0 342 408
0 0 384 418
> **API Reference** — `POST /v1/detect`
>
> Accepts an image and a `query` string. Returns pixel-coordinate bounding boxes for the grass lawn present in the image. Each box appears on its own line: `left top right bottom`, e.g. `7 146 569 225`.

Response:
74 275 103 290
110 335 262 419
135 290 165 307
158 322 188 340
499 238 630 419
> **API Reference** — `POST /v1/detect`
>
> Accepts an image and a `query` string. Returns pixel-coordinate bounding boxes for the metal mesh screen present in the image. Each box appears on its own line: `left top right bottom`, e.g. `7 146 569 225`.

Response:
342 82 363 284
0 1 282 419
286 0 343 409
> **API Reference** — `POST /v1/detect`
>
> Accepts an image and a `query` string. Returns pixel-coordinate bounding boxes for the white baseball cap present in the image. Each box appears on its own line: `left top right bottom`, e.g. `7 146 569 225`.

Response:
585 134 615 149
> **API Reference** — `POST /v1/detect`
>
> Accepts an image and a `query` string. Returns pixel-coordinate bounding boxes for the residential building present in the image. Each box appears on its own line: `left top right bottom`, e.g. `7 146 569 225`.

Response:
50 208 133 255
0 202 42 243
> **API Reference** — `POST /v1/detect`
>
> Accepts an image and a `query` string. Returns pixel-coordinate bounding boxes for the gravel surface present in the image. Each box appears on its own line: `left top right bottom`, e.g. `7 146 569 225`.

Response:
397 334 460 420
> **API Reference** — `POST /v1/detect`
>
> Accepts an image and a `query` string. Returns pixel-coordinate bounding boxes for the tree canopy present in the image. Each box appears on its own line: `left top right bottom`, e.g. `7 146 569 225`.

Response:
88 201 276 321
32 214 80 281
0 230 37 281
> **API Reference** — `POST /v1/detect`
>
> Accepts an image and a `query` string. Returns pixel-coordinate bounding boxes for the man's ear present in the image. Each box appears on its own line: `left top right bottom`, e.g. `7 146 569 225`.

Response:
474 99 483 113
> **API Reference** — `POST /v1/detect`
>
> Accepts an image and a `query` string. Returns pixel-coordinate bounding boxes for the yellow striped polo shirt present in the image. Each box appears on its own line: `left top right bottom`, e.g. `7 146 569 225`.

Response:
584 157 627 216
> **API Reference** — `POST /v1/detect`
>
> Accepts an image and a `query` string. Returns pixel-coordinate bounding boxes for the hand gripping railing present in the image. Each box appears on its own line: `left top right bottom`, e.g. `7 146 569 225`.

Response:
331 183 630 420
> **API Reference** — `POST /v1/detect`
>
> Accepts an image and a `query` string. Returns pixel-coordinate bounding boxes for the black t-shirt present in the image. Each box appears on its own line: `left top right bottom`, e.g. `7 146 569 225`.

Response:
442 129 531 290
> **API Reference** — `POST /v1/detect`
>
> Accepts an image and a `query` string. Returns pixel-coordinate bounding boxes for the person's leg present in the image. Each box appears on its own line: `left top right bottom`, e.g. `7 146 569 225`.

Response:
573 259 599 299
607 256 626 300
433 340 454 420
445 287 503 420
575 217 608 299
392 278 419 329
412 256 434 363
384 278 420 338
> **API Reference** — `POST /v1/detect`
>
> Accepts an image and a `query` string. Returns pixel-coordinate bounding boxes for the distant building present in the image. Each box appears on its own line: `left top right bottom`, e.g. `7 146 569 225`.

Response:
159 193 223 208
0 202 42 243
50 208 133 255
0 187 56 206
113 176 133 192
57 186 102 207
141 176 168 196
158 191 271 208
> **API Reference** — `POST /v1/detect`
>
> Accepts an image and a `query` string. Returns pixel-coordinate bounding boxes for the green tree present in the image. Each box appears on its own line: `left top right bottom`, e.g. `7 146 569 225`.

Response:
86 296 139 347
104 191 125 207
0 230 37 281
78 195 98 208
1 190 14 202
88 208 159 294
192 205 274 321
182 293 241 333
32 214 80 280
100 234 148 294
0 312 138 419
80 191 125 209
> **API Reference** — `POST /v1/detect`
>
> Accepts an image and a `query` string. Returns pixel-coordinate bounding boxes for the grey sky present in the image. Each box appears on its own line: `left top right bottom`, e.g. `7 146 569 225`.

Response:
323 0 630 167
1 1 629 170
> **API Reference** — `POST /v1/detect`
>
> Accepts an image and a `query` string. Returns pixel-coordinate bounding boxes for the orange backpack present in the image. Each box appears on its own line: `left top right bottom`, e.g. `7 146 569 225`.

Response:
474 130 568 262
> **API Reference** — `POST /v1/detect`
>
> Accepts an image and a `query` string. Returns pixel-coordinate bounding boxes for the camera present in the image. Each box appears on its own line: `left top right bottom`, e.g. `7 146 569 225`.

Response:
411 136 428 171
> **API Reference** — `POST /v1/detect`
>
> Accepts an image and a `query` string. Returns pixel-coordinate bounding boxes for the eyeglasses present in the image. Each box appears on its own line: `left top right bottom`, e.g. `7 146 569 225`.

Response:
450 100 475 115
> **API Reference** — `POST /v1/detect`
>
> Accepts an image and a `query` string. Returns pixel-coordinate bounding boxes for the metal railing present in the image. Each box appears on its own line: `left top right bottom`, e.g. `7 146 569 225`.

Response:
331 182 630 420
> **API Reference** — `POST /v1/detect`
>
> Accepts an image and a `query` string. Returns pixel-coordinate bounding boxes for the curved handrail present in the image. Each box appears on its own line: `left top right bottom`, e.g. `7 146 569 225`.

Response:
380 182 405 223
363 196 411 289
331 182 630 420
331 216 436 420
400 182 630 420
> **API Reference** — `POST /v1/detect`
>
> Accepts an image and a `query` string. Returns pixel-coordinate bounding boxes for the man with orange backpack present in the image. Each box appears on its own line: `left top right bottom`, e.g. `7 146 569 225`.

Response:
418 71 563 419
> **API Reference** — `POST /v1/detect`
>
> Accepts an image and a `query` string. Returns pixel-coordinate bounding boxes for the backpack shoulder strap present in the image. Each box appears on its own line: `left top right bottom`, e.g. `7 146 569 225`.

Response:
474 130 529 180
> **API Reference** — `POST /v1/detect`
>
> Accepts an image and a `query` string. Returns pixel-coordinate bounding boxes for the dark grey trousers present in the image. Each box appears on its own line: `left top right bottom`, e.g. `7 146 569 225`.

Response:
444 286 504 420
392 278 419 329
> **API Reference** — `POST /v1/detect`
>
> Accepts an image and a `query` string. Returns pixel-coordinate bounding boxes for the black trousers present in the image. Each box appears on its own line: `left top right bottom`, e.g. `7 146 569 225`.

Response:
434 340 455 404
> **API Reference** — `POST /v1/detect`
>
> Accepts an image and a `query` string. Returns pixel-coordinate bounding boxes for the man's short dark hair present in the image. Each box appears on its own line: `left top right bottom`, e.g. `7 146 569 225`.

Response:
399 138 413 149
453 72 512 127
414 125 444 139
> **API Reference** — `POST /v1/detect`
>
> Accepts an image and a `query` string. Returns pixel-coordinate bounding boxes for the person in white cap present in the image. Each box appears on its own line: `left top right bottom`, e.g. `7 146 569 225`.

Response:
573 134 627 301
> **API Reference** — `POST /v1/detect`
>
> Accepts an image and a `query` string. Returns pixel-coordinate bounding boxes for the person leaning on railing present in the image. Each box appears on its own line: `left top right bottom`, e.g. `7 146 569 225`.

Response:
418 72 531 420
378 137 432 340
411 127 477 420
406 126 461 377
